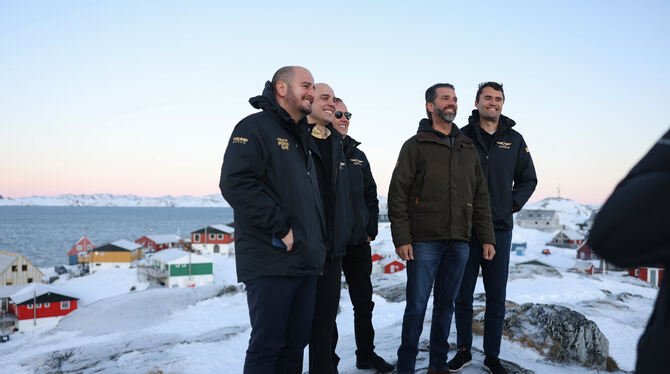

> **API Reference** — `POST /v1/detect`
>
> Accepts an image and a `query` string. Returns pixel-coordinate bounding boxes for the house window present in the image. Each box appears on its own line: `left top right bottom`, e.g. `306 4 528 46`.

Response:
61 301 70 310
27 304 33 309
22 264 27 271
12 265 17 272
95 263 101 266
217 234 224 240
209 234 215 240
27 278 33 283
77 245 82 250
36 303 42 308
635 269 639 277
194 234 200 242
5 280 12 286
534 221 538 225
87 244 92 250
44 302 50 308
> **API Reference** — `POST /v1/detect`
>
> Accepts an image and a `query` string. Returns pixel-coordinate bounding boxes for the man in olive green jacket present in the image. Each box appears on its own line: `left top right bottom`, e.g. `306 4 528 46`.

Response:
389 83 496 374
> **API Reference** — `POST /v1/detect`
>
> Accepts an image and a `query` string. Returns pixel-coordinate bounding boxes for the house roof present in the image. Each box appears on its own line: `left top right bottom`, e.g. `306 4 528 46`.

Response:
0 251 43 277
516 209 557 220
559 229 584 240
0 253 17 273
0 285 26 299
144 234 182 244
9 283 79 305
96 240 143 252
191 224 234 234
151 249 212 264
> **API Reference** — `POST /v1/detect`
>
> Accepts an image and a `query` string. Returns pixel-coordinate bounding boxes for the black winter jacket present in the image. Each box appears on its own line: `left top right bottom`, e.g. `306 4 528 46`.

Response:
308 124 354 259
219 82 326 282
343 135 379 245
588 128 670 374
461 111 537 230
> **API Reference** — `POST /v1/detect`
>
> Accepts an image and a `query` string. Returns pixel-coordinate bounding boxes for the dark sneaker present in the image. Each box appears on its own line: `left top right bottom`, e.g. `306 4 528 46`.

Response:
447 348 472 372
356 353 394 373
483 355 507 374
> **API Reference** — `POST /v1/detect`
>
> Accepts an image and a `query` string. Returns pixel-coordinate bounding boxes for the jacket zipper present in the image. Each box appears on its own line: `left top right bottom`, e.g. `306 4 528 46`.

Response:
415 171 426 204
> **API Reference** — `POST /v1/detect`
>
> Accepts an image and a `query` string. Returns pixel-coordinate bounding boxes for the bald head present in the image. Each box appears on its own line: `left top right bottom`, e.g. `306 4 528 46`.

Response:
272 66 315 122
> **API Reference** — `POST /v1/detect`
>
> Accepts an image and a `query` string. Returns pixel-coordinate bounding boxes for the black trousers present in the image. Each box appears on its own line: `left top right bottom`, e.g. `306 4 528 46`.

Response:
339 242 376 359
244 275 318 374
309 256 343 374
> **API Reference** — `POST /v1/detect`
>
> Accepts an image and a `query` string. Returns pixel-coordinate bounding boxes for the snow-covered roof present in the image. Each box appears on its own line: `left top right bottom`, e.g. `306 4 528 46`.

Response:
9 283 79 305
559 229 584 240
110 240 143 251
151 249 212 264
145 234 182 244
516 210 557 220
210 224 234 233
0 285 26 299
0 252 17 273
572 260 595 271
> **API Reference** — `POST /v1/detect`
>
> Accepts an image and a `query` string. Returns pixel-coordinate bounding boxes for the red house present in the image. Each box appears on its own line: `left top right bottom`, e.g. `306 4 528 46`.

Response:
576 243 599 261
628 266 665 288
135 234 182 253
191 224 235 254
8 283 79 332
67 236 95 265
384 260 406 274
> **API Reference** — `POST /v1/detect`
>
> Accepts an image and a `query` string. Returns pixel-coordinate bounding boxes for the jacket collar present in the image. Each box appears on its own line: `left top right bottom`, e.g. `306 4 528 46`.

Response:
249 81 309 134
467 109 516 133
343 135 361 156
310 124 331 139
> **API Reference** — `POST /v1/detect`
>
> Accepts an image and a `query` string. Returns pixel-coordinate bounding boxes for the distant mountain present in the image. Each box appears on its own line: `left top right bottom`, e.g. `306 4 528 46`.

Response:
0 193 230 207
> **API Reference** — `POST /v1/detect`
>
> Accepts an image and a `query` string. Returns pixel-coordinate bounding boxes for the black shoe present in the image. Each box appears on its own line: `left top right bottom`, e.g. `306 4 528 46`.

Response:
483 355 507 374
447 348 472 372
356 353 394 373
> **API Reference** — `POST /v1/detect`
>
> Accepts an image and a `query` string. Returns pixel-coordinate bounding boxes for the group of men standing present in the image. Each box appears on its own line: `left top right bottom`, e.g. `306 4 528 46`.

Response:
220 65 537 374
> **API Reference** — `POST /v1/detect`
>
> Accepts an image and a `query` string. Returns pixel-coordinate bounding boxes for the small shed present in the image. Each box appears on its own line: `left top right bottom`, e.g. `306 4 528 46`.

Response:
548 229 585 249
516 210 560 231
576 243 599 260
572 260 596 275
512 242 527 256
629 266 664 288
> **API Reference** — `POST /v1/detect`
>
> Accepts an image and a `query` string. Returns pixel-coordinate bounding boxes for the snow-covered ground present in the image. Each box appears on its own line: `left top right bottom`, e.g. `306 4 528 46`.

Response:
0 199 657 373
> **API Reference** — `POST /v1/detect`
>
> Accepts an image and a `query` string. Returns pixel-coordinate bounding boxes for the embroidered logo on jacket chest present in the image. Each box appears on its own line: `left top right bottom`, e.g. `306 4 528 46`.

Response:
350 158 364 166
276 138 290 150
496 141 512 149
232 137 248 144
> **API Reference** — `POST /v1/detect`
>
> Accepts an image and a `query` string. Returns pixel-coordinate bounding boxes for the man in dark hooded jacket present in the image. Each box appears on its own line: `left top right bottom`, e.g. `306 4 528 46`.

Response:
219 66 326 374
451 82 537 374
330 98 394 373
305 83 354 374
588 128 670 374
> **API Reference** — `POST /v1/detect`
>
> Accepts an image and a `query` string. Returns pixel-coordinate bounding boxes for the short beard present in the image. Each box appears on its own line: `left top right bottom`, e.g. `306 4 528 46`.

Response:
435 106 456 123
479 110 499 122
287 90 312 115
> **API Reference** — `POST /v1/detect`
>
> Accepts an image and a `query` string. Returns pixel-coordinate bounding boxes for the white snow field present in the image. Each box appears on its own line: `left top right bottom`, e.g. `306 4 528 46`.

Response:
0 199 658 373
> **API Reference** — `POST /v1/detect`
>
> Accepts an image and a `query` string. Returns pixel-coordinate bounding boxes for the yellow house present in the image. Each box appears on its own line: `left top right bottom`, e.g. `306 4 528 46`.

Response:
84 240 142 273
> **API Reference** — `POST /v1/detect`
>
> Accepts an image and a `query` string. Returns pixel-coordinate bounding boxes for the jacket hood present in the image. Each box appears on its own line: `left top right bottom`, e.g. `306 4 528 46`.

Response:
343 135 361 156
468 109 516 131
417 118 461 137
249 81 304 131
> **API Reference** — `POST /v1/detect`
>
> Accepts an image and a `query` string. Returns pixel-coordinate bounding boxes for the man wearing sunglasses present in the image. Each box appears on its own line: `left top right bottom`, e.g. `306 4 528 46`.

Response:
388 83 495 374
451 82 537 374
306 84 354 374
331 98 394 373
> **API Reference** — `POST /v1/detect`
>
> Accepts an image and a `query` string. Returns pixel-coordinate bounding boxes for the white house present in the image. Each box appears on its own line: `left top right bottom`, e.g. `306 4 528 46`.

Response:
139 249 214 288
515 210 560 231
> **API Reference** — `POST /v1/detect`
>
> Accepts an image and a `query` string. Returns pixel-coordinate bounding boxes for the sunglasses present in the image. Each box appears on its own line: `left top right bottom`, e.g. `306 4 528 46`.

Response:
334 111 352 120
